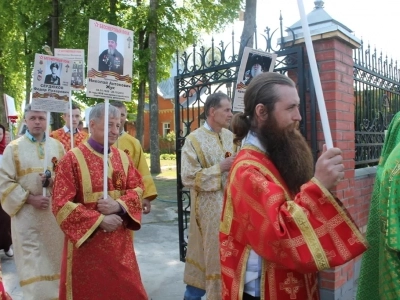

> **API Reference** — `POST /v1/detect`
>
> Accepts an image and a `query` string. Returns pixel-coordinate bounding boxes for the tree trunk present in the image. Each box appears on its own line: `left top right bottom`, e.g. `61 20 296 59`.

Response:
136 79 145 144
148 0 160 174
0 73 6 125
239 0 257 59
51 0 62 130
109 0 117 25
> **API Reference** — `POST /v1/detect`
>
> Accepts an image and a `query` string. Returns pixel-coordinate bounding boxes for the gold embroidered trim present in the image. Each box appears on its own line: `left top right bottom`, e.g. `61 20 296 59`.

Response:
220 157 290 235
16 167 43 178
311 177 367 247
187 135 207 168
20 274 60 287
205 274 221 280
12 142 21 177
76 215 105 248
66 240 73 300
185 257 205 272
56 202 79 225
1 183 18 205
9 191 29 217
83 191 122 203
117 148 130 176
238 247 250 300
71 147 93 203
287 201 330 270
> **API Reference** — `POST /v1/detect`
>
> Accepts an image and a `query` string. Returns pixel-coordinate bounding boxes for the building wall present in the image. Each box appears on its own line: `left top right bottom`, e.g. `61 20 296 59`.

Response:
143 95 204 152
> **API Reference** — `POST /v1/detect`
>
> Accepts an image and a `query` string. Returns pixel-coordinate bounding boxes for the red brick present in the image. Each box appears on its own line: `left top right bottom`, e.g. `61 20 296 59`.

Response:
323 91 342 101
313 39 336 51
320 61 336 72
344 188 354 199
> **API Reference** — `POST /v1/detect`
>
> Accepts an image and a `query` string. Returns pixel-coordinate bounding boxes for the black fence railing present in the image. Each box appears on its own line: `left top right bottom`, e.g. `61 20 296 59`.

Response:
354 41 400 167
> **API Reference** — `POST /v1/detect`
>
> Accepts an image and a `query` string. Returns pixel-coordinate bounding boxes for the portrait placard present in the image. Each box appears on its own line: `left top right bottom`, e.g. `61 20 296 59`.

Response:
31 53 72 113
86 19 133 101
54 48 85 91
233 47 277 112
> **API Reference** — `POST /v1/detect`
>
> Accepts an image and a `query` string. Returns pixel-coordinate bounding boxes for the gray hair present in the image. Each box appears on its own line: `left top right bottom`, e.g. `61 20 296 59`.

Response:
24 104 46 119
89 103 121 122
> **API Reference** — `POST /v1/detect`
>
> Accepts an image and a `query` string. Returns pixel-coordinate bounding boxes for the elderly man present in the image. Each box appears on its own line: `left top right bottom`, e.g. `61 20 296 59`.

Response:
111 101 157 214
52 103 147 299
220 72 367 300
181 92 236 300
50 102 88 152
98 31 124 75
0 104 65 300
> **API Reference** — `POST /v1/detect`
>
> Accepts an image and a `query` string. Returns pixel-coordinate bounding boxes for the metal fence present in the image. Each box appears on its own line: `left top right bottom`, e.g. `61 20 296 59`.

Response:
354 41 400 167
175 18 315 261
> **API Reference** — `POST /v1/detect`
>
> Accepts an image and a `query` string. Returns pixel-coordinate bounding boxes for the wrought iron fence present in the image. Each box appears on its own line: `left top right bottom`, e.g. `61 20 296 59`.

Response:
175 16 314 262
354 41 400 167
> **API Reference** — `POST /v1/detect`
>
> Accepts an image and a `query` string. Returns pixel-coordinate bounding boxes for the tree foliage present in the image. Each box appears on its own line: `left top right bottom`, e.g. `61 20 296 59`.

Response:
0 0 243 138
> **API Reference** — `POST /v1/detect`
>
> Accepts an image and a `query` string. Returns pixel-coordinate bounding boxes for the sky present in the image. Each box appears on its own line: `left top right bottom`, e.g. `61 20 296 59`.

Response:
212 0 399 61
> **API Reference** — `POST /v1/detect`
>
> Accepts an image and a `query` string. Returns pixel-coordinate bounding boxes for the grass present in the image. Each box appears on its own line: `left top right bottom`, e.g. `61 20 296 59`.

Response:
146 159 177 179
146 159 176 168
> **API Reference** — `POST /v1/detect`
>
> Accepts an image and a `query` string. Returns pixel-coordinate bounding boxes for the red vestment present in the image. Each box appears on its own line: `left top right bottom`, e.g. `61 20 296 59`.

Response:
50 128 88 152
0 267 11 300
52 142 147 300
220 146 367 300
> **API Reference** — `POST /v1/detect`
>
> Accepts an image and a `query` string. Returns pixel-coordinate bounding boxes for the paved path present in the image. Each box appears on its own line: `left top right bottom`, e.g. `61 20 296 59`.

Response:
1 199 187 300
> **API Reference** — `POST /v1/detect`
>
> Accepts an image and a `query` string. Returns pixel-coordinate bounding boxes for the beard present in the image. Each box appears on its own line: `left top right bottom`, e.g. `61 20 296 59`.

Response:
257 114 314 195
251 66 263 78
108 48 115 55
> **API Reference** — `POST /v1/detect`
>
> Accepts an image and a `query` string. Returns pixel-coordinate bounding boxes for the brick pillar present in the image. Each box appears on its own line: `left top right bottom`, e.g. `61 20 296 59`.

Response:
304 37 360 299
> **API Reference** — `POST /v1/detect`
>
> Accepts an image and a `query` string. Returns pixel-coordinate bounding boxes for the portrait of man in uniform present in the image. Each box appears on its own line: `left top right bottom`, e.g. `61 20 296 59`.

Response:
44 62 61 85
98 32 124 75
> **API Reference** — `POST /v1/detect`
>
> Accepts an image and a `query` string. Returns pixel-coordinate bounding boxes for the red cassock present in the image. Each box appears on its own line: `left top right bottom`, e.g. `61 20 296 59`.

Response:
50 128 88 152
0 272 11 300
220 146 367 300
52 142 147 300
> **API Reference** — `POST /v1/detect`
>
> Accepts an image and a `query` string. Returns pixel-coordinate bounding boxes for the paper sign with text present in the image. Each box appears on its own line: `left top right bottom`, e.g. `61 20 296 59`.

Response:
233 47 277 112
86 19 133 101
31 53 72 113
54 48 85 91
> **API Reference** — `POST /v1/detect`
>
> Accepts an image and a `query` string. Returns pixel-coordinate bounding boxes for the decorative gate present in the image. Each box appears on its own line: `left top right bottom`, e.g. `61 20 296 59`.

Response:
175 22 315 262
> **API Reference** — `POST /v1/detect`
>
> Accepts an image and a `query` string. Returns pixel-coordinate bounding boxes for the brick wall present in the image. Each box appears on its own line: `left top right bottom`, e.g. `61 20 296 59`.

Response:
318 168 375 299
295 34 373 299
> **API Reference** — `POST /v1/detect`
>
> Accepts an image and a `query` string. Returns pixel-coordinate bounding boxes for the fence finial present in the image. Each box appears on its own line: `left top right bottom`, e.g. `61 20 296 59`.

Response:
314 0 324 8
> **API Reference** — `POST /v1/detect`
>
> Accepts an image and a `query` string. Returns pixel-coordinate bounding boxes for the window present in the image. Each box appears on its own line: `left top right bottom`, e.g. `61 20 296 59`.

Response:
163 122 171 136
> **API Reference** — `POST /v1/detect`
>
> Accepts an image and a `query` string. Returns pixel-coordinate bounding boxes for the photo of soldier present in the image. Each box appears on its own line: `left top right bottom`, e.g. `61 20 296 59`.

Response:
44 62 61 85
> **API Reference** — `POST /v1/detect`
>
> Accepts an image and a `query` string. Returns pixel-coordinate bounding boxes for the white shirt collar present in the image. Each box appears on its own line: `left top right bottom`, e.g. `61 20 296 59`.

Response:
243 131 266 152
203 121 213 131
63 125 78 134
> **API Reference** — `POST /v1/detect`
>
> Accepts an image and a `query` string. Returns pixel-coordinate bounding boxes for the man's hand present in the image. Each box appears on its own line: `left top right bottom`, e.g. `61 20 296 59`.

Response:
99 215 123 233
97 196 121 215
314 144 345 190
219 155 236 173
142 199 151 214
27 194 50 210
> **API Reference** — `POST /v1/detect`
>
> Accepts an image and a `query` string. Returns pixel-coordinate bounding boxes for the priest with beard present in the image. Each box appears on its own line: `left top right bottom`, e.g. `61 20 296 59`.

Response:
98 32 124 75
219 72 367 300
